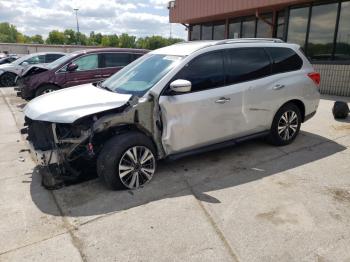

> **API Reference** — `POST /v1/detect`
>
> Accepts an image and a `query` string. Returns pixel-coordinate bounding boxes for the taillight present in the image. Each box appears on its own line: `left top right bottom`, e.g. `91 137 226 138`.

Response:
308 72 320 86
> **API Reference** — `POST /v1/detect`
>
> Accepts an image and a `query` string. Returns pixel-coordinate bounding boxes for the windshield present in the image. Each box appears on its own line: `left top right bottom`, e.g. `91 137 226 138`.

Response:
11 54 34 65
46 53 78 70
102 54 183 96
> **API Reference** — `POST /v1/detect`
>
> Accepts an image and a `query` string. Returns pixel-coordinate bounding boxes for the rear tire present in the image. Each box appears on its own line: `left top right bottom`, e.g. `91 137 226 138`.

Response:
35 84 57 97
97 132 157 190
268 103 302 146
0 72 17 87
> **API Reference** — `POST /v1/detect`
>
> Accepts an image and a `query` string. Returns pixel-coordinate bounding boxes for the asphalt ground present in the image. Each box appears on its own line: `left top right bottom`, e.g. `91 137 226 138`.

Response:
0 87 349 262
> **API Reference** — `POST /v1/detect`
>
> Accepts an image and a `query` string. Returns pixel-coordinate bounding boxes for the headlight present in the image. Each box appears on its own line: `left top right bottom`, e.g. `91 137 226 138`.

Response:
0 69 4 75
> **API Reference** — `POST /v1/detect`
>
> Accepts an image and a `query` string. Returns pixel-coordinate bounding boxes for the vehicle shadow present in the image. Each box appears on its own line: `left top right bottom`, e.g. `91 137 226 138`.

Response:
30 131 346 218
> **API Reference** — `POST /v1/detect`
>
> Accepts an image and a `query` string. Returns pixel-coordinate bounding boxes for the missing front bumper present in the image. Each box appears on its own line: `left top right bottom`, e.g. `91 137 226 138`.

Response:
28 142 60 166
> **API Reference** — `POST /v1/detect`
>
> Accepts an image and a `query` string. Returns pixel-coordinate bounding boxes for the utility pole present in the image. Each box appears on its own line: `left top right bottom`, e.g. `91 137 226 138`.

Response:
74 8 80 45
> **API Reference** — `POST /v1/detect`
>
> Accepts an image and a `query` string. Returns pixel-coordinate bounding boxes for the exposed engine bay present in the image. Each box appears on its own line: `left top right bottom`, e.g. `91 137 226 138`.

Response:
24 95 164 189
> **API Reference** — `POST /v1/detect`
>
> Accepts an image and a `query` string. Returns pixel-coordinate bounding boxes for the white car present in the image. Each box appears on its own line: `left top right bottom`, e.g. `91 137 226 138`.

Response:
24 39 320 190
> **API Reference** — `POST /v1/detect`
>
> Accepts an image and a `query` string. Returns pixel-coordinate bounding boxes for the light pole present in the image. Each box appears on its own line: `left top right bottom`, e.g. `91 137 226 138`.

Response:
74 8 80 45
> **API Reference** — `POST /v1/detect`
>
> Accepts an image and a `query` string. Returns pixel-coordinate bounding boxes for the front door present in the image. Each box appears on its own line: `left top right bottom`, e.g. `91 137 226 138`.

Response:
159 51 247 155
64 53 102 87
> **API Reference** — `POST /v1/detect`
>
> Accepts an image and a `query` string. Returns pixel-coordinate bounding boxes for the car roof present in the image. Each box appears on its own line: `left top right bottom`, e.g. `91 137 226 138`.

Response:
71 48 149 55
28 52 66 56
151 39 299 56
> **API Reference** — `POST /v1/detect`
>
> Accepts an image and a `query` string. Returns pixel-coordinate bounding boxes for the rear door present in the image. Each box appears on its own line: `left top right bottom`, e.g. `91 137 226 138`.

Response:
64 53 101 87
99 53 132 80
243 47 304 129
225 47 273 132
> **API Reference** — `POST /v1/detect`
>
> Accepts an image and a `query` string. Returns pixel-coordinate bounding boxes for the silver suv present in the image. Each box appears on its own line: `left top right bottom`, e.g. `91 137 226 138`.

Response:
24 39 320 190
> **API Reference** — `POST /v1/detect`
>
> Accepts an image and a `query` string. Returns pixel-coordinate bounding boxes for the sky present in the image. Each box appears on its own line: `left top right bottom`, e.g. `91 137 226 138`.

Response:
0 0 187 39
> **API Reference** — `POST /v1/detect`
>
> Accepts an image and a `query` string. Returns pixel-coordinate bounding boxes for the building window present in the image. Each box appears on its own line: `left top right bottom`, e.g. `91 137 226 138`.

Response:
256 13 273 38
241 17 256 38
287 7 309 49
191 25 201 41
335 1 350 60
213 23 225 40
229 21 241 38
307 3 338 61
276 11 286 40
202 24 213 40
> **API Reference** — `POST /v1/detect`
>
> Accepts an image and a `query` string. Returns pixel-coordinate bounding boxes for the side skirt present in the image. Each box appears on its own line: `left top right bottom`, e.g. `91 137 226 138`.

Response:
166 130 270 161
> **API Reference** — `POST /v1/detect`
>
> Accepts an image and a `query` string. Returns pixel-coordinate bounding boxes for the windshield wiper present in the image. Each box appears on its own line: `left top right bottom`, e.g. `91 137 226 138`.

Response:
97 82 113 92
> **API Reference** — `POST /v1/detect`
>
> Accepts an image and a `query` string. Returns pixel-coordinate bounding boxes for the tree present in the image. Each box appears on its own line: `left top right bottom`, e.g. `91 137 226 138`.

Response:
31 34 44 44
118 33 136 48
88 31 102 45
108 34 119 47
137 36 183 50
101 36 110 47
77 32 88 45
46 30 65 45
0 22 18 43
0 22 184 49
64 29 77 45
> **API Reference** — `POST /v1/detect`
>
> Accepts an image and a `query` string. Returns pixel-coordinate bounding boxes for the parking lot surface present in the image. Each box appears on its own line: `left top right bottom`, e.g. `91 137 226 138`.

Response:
0 87 350 262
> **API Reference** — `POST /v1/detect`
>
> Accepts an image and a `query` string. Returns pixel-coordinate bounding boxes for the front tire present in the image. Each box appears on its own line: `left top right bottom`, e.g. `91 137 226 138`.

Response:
97 132 157 190
0 72 17 87
35 84 57 97
268 103 301 146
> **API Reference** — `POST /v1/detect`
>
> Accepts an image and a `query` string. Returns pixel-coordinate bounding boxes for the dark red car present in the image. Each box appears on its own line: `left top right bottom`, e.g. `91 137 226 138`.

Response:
18 48 148 99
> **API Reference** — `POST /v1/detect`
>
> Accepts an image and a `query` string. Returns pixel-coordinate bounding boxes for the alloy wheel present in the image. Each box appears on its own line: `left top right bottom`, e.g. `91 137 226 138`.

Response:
118 146 156 189
278 110 299 141
1 74 15 86
42 89 55 94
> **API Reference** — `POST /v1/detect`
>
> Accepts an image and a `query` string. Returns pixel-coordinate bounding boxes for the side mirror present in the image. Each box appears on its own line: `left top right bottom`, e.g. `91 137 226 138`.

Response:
170 79 191 93
67 63 79 72
21 61 29 66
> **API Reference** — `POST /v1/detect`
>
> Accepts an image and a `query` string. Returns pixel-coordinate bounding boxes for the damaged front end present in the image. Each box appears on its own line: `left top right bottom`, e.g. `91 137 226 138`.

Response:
25 117 93 189
24 94 164 190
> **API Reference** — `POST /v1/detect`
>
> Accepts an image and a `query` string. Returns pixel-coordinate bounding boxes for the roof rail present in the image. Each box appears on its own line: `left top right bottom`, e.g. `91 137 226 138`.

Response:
215 38 284 45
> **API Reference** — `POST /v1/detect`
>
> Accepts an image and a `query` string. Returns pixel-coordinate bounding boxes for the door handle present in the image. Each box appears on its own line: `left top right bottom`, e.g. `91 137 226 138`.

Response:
273 84 285 90
215 97 231 104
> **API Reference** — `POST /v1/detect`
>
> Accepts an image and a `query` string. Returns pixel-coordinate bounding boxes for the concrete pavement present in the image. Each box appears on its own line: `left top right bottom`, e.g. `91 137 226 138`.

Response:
0 87 349 262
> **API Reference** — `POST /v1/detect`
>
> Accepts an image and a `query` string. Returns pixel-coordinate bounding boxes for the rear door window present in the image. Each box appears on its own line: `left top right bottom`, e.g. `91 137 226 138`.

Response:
102 53 131 68
45 54 64 63
175 51 225 92
131 53 144 62
265 47 303 74
74 54 99 71
225 48 271 85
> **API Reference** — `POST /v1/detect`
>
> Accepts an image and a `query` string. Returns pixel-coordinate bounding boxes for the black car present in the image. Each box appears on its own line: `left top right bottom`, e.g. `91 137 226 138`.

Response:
0 56 17 65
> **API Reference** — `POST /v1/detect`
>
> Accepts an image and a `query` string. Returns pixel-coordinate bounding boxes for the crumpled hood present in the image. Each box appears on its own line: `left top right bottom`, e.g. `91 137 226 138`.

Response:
21 64 48 77
24 83 132 123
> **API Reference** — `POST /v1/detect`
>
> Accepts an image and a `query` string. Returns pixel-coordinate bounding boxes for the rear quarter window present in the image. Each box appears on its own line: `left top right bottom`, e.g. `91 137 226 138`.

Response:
265 47 303 74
